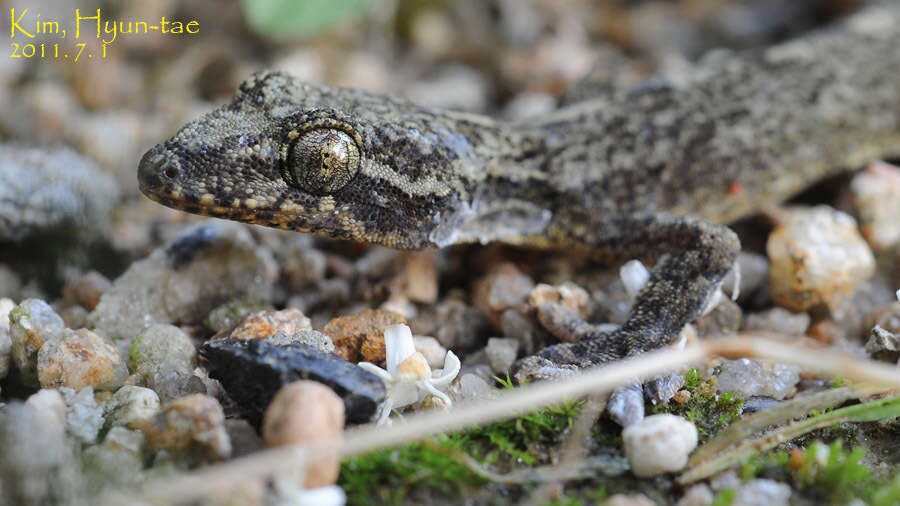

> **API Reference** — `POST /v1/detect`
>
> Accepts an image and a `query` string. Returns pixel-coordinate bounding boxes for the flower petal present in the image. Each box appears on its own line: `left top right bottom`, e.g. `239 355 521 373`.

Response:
420 380 452 408
358 362 393 383
430 350 460 387
385 324 416 374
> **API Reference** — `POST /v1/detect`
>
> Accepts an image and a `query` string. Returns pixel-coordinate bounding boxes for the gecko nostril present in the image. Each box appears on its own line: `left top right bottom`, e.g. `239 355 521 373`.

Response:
163 165 179 179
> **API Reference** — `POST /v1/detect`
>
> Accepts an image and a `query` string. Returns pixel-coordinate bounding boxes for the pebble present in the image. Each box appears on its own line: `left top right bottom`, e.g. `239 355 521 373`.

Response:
527 282 591 317
25 388 68 429
805 318 845 345
89 222 278 343
484 337 519 374
138 393 231 462
608 382 646 427
0 297 14 378
404 65 488 113
865 326 900 362
199 339 386 424
262 381 345 488
37 328 128 391
280 240 327 291
731 479 792 506
205 298 274 333
322 308 406 363
410 297 491 351
401 251 439 304
472 262 535 328
721 252 770 303
743 307 810 336
604 494 656 506
0 402 82 505
677 484 714 506
742 396 781 414
217 308 312 341
226 418 264 458
269 329 335 353
500 308 545 355
8 298 66 385
693 297 742 337
849 160 900 251
0 145 119 241
127 324 202 402
644 373 686 405
715 358 800 400
63 270 111 311
449 373 496 403
61 386 105 444
103 385 161 430
767 206 875 312
413 335 447 369
622 414 698 477
865 302 900 335
82 426 146 490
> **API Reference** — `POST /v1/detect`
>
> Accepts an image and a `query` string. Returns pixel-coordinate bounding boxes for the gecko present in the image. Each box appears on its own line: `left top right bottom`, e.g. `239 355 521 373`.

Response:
138 3 900 381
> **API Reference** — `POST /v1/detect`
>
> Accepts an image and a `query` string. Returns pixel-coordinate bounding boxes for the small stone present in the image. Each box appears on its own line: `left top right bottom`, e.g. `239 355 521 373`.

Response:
743 307 810 336
25 389 67 429
527 282 591 317
694 297 742 337
282 243 327 291
449 373 495 403
8 298 66 385
268 329 335 353
402 251 439 304
767 206 875 312
500 308 544 355
89 222 278 342
262 381 345 488
805 319 845 345
103 385 160 430
226 419 263 458
716 358 800 400
128 324 200 402
865 302 900 335
199 339 386 424
721 252 769 303
644 373 686 405
63 270 111 311
410 297 491 351
218 308 312 341
484 337 519 374
82 426 146 490
205 298 274 333
0 402 82 504
609 382 645 427
61 386 104 444
865 326 900 362
413 336 447 369
58 304 90 330
849 160 900 251
622 414 698 477
472 263 535 328
732 479 792 506
37 328 128 391
0 297 14 378
322 308 406 363
604 494 656 506
138 393 231 462
677 484 714 506
742 396 781 414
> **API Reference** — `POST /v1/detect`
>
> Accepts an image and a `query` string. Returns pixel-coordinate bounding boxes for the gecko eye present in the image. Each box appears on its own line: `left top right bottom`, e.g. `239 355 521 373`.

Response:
287 128 360 195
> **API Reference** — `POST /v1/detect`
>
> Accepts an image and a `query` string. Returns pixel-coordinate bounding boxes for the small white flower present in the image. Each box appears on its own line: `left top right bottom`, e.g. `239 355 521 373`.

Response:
359 324 460 425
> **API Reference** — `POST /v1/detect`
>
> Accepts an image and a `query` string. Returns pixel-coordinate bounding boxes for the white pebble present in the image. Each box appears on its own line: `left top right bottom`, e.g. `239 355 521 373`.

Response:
623 414 698 477
484 337 519 374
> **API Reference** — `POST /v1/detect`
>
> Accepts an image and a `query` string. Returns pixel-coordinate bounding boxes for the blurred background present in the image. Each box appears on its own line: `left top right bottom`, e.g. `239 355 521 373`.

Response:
0 0 863 297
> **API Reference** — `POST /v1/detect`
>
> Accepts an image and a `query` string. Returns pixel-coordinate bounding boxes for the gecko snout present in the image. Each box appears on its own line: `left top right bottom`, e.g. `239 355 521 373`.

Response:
138 143 182 197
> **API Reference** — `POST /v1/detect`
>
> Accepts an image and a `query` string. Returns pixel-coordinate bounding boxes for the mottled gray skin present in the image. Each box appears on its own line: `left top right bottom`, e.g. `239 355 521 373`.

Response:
139 4 900 379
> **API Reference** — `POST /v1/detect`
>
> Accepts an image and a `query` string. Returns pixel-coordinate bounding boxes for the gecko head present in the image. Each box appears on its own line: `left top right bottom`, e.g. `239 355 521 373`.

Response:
139 71 477 249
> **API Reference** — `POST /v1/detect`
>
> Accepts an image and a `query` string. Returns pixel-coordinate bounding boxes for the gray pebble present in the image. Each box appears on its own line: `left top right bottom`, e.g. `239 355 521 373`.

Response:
268 329 335 353
9 298 66 385
484 337 519 374
128 324 201 402
644 373 686 405
715 358 800 400
608 381 645 427
102 385 161 430
82 426 146 491
205 298 274 333
61 387 104 444
743 307 810 336
865 325 900 362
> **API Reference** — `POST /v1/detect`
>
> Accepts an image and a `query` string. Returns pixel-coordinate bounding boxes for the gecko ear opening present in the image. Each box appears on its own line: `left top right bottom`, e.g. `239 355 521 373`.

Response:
286 128 360 195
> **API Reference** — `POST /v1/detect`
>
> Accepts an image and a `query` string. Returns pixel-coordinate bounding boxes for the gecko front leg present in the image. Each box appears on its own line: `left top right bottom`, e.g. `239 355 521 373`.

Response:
514 213 740 381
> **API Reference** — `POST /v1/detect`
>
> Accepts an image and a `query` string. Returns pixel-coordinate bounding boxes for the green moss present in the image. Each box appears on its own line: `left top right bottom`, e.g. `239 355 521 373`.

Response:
340 399 584 504
649 368 744 440
710 488 735 506
126 332 145 369
737 440 900 505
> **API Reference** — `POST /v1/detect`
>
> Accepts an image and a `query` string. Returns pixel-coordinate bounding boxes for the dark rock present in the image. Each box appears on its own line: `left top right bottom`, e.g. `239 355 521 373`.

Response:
199 339 386 424
742 396 781 414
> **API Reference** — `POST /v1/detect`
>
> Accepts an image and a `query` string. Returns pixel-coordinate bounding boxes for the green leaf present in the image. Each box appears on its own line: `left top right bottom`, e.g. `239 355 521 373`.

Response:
240 0 370 38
